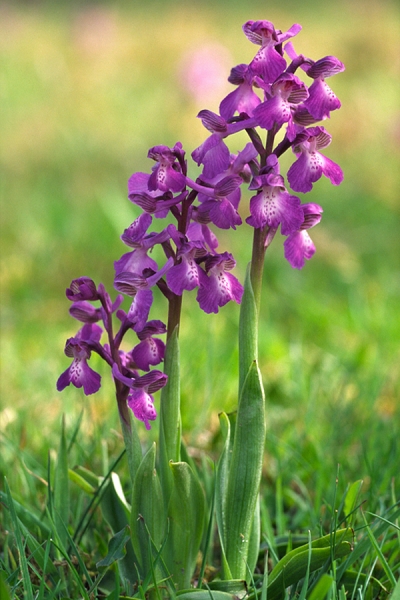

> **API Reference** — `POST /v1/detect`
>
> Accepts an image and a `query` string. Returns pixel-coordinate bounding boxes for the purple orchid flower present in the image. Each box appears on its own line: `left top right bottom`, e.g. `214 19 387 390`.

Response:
112 363 167 430
165 226 205 295
253 72 309 131
196 252 244 314
303 56 345 120
243 20 302 83
115 225 171 276
130 320 167 371
192 110 231 179
287 126 343 193
147 144 187 193
283 203 323 269
66 277 99 302
246 165 304 235
57 323 103 395
197 176 243 230
219 63 261 120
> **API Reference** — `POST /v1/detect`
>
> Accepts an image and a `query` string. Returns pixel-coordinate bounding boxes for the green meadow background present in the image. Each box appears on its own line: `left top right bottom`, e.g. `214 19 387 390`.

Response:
1 0 399 505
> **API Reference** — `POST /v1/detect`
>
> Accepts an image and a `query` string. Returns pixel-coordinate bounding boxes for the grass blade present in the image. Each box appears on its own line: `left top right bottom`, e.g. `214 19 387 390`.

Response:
3 478 34 600
54 415 69 549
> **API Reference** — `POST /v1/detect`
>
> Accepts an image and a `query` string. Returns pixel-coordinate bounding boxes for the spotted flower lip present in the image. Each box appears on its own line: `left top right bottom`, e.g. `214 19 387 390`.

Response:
56 324 103 395
196 252 244 314
287 126 343 193
246 173 303 234
147 144 187 193
253 72 309 130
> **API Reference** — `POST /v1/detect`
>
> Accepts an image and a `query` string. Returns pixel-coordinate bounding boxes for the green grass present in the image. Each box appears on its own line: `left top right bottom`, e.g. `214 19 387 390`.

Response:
1 1 400 597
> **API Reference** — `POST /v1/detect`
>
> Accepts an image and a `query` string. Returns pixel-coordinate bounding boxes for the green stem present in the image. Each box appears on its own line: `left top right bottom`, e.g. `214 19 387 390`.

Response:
166 293 182 342
159 297 182 499
249 225 269 316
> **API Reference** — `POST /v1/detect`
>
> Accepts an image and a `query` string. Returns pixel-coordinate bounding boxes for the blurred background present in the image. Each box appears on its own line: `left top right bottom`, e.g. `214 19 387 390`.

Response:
1 0 399 475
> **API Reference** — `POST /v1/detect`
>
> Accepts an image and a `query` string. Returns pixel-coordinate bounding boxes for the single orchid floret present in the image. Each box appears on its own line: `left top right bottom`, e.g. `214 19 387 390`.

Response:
283 203 323 269
243 20 301 83
112 363 167 430
197 176 243 230
66 277 99 302
253 72 309 131
219 63 261 120
196 252 244 314
246 173 304 234
284 46 344 121
192 110 231 179
302 56 344 120
287 126 343 193
57 323 103 395
115 227 171 275
130 320 167 371
165 228 205 295
147 144 187 193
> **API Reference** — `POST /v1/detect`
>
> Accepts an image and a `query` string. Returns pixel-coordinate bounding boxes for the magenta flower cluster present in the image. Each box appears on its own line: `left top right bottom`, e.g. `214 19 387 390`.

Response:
57 20 344 429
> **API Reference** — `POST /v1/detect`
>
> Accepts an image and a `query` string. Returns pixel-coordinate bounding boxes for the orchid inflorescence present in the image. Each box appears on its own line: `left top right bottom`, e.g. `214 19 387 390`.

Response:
57 19 344 433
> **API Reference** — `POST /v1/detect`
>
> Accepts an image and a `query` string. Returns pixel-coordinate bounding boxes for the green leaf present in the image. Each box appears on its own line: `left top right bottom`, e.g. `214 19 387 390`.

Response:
208 579 247 594
73 465 101 487
54 415 69 549
159 326 181 499
177 590 240 599
224 361 265 580
101 472 137 585
343 480 363 525
131 443 165 578
246 496 261 578
166 461 206 589
362 512 396 587
96 526 131 568
120 410 143 484
266 529 353 600
0 572 11 600
101 474 131 532
390 578 400 600
215 411 234 578
68 468 96 494
307 574 334 600
0 491 51 537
